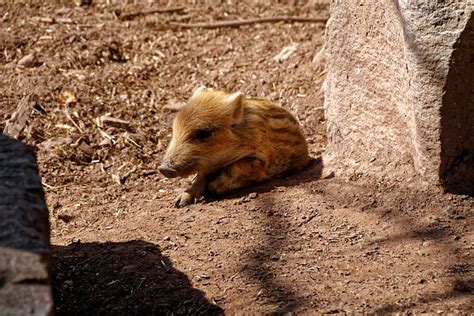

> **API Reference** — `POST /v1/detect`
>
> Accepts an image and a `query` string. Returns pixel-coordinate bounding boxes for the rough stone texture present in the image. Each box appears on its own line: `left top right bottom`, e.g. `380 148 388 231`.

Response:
0 134 53 316
324 0 473 193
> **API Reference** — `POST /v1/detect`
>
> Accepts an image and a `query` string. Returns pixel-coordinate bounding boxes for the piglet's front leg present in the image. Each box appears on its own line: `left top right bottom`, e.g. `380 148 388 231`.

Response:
207 157 268 195
175 174 207 207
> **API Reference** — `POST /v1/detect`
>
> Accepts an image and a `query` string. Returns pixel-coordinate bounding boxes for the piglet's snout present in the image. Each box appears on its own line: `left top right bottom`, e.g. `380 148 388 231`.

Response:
159 160 178 178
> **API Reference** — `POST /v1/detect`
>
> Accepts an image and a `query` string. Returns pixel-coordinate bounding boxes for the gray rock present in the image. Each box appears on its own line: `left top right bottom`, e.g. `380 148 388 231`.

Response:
323 1 473 192
0 134 53 316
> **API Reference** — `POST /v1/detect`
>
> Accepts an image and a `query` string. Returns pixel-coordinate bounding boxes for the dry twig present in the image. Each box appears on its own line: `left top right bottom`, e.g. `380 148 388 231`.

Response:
169 16 327 29
32 17 75 24
297 212 319 227
120 6 185 21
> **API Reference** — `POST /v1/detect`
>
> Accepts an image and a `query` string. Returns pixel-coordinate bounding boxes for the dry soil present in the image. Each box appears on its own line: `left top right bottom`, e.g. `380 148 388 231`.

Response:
1 1 473 314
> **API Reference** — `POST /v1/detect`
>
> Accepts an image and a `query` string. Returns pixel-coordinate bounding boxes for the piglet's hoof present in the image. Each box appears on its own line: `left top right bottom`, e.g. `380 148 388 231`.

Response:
175 192 195 208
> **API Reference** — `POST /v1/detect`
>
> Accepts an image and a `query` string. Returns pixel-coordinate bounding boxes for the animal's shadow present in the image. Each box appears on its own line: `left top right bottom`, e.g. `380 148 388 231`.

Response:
52 240 223 316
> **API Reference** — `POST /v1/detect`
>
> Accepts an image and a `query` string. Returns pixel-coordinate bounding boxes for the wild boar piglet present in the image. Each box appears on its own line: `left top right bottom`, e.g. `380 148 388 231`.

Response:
159 86 310 207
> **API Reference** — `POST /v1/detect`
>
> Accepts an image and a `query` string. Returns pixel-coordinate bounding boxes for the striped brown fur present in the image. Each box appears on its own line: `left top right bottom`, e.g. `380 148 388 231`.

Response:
159 87 310 207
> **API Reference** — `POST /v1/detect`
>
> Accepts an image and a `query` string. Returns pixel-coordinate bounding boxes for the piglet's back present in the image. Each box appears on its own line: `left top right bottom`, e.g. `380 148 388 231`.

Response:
242 98 310 176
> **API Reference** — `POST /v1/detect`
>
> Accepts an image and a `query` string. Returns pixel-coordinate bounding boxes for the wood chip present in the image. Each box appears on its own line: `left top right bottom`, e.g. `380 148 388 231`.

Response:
17 53 37 67
163 99 185 112
99 115 130 127
40 137 73 150
3 95 32 139
273 43 299 62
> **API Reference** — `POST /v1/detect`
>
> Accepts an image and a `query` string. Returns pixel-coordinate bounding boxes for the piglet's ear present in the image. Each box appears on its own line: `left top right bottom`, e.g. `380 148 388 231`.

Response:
191 86 207 98
225 92 243 125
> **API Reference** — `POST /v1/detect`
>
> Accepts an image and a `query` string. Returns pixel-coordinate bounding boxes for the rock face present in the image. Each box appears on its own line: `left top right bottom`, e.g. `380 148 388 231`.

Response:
0 134 53 316
324 0 473 193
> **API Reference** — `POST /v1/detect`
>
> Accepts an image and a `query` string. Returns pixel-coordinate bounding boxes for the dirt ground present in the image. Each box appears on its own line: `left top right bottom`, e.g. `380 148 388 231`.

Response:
1 1 473 314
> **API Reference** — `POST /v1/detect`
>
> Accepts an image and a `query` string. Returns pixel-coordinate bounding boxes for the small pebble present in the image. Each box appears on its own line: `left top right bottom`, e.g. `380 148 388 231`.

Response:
17 53 36 67
248 192 258 199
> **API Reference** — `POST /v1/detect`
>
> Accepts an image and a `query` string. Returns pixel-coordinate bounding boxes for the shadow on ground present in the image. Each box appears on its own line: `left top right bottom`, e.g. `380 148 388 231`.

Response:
240 194 312 314
372 278 474 314
224 158 324 313
312 179 474 313
52 240 223 316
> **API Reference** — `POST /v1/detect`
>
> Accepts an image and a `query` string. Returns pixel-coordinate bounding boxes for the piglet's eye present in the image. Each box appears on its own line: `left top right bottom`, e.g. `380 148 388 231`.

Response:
193 127 215 141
